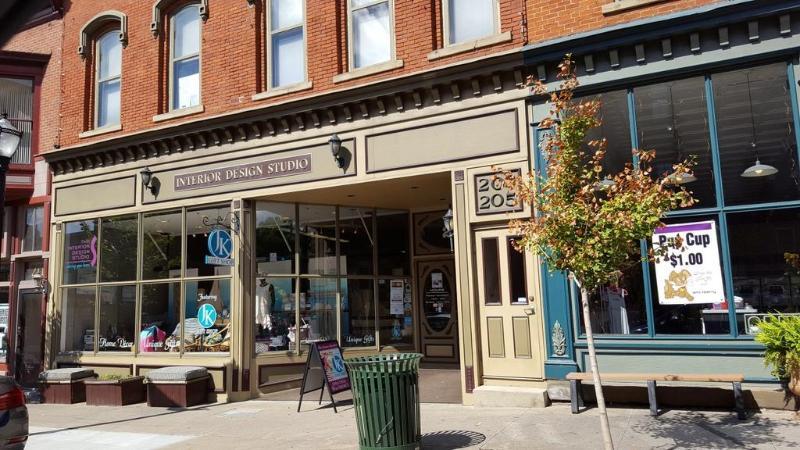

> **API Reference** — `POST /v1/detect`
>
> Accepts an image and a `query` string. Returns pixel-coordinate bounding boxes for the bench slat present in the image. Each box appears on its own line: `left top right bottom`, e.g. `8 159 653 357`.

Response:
566 372 744 383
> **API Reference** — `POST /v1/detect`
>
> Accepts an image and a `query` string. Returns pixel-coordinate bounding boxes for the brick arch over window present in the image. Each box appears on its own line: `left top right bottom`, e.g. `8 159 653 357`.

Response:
78 10 128 57
151 0 209 36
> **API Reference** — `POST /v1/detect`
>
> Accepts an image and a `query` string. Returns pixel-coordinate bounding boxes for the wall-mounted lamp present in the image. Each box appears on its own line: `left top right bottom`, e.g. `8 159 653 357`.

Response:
442 207 454 252
329 134 344 168
32 269 48 295
140 167 157 194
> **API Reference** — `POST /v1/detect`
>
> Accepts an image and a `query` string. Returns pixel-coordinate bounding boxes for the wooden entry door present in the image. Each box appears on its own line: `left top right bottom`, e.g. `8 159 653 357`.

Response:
475 228 544 380
417 259 458 363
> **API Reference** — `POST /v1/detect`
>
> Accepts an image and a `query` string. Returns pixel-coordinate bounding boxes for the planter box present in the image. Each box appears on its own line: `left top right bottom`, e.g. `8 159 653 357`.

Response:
40 379 91 404
85 377 146 406
147 376 209 407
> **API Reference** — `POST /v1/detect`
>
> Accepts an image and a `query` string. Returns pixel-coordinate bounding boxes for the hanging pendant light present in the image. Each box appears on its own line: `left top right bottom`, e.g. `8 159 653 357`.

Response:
740 73 777 178
666 86 697 185
666 170 698 185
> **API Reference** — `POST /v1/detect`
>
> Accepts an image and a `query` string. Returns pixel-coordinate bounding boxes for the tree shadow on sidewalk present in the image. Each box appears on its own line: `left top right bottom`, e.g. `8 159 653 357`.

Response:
629 410 800 449
421 430 486 449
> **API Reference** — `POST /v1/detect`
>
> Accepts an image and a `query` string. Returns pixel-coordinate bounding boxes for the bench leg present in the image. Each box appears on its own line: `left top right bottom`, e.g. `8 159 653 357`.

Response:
732 382 746 420
647 380 658 417
570 380 582 414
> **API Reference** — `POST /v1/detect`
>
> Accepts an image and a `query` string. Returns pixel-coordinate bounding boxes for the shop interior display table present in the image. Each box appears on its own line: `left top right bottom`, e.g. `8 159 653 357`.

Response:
39 368 97 404
145 366 210 407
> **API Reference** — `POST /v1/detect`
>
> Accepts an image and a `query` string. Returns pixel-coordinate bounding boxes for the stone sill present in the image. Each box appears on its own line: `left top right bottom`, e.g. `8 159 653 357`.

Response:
602 0 672 15
333 59 404 84
153 104 205 123
427 31 513 61
78 124 122 139
252 81 313 101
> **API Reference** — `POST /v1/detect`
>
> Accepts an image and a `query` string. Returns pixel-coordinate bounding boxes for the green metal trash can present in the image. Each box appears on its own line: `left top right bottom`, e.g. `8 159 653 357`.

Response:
345 353 423 450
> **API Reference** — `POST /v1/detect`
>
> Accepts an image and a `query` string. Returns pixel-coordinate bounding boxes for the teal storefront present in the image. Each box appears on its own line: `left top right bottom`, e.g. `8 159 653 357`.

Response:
526 0 800 383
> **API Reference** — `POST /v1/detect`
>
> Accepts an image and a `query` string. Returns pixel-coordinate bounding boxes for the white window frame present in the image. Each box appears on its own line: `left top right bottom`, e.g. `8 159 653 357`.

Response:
442 0 500 47
266 0 308 91
346 0 396 72
169 3 202 112
94 30 122 129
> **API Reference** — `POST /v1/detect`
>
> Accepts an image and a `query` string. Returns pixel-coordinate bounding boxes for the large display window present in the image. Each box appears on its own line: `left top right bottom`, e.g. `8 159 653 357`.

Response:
562 60 800 339
59 203 234 354
254 202 411 354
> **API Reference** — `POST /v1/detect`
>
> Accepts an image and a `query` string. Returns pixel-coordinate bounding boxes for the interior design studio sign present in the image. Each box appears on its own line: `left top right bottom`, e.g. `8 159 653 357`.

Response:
174 154 311 191
652 221 725 305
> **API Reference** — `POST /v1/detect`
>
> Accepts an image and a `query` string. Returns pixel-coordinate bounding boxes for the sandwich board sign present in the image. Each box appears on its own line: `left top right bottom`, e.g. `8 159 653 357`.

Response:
297 340 351 413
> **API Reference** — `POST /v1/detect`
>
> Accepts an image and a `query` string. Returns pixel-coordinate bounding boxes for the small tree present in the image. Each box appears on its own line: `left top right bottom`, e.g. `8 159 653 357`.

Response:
503 58 695 450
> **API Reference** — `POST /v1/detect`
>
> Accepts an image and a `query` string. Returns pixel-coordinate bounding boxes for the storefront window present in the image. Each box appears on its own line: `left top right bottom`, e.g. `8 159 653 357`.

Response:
378 278 413 347
582 90 632 175
184 279 231 353
299 204 336 275
100 215 138 282
98 285 136 351
713 63 799 206
299 278 337 346
63 220 98 285
339 207 374 275
140 283 181 353
256 202 296 275
62 287 96 352
341 278 375 347
255 277 296 353
142 210 181 280
186 205 232 277
378 210 410 276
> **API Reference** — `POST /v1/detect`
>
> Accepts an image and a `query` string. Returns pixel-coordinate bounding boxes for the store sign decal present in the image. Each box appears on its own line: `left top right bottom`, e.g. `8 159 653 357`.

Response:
66 235 97 269
174 154 312 191
652 221 725 305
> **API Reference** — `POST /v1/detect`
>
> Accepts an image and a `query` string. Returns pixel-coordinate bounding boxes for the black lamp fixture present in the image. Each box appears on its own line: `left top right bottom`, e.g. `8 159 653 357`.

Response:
140 167 156 194
329 134 344 168
442 207 454 252
0 113 22 253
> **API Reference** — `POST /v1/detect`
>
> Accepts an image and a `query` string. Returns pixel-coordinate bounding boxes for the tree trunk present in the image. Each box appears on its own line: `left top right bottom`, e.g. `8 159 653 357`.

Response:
581 286 614 450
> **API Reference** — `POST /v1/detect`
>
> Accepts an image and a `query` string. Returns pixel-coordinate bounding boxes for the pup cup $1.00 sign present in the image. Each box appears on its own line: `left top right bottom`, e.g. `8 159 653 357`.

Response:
652 221 725 305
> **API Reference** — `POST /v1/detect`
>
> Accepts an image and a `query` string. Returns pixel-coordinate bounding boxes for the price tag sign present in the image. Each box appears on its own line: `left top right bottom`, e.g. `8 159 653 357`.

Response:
474 170 523 215
652 221 725 305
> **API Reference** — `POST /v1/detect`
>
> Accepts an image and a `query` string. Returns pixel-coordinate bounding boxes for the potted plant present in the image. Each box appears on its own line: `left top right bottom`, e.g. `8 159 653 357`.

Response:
85 374 146 406
754 314 800 397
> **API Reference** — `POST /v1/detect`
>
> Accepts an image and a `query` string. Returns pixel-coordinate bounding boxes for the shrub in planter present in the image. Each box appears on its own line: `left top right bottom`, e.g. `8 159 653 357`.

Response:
85 374 146 406
754 314 800 397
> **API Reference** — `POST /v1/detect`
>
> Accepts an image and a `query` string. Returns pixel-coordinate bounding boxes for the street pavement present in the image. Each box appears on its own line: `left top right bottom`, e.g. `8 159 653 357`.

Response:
26 400 800 449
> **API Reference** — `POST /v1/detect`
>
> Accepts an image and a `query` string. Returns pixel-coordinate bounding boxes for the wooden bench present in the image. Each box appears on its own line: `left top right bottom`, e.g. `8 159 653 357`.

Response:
566 372 746 420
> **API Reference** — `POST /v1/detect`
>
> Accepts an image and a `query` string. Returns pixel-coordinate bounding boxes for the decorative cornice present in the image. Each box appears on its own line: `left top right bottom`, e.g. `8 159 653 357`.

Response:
78 10 128 57
151 0 208 37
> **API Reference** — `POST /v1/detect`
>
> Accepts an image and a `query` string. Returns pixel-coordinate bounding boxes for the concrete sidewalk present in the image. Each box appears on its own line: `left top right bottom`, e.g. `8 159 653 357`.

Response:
27 400 800 449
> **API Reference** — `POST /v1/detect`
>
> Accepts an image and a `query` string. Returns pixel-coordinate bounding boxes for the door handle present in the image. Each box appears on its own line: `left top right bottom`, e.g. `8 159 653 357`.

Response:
524 308 535 316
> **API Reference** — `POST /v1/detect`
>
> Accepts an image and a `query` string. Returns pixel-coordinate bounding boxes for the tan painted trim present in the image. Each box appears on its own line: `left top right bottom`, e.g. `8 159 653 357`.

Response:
152 104 204 122
428 31 512 61
252 81 313 101
601 0 672 15
333 59 404 84
79 124 122 139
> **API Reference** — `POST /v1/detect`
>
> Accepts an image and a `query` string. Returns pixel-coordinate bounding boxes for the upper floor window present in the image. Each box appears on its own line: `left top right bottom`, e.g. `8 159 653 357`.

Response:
445 0 498 45
96 31 122 128
0 77 32 164
349 0 393 70
269 0 305 89
171 4 201 110
22 205 44 253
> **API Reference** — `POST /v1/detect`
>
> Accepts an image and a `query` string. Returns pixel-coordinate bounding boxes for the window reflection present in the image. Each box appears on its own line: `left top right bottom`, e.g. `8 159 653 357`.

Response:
339 207 374 275
299 278 337 347
299 204 336 275
142 210 181 280
63 220 98 285
256 202 296 275
581 253 648 335
140 283 181 352
581 90 632 175
100 215 138 282
255 277 296 353
98 285 136 352
187 205 232 277
341 279 375 347
184 279 231 352
62 287 96 352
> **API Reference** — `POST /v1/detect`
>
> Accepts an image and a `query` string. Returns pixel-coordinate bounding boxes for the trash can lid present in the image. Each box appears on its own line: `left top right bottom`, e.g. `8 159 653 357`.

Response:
344 353 423 372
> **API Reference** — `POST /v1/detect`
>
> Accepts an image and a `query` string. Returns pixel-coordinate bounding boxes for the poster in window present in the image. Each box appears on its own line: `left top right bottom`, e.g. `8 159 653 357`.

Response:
652 221 725 305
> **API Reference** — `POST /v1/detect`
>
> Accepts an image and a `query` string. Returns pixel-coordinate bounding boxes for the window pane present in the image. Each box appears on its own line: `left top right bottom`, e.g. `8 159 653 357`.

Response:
579 252 649 335
256 202 295 275
184 279 231 353
142 210 181 280
98 285 136 352
635 77 715 208
63 220 98 285
271 0 303 29
98 32 121 79
713 63 799 205
299 278 337 347
23 206 43 252
341 278 375 347
255 277 296 353
100 215 137 282
34 206 43 250
582 90 633 175
729 209 800 334
98 79 120 128
339 207 374 276
62 287 96 352
173 57 200 109
448 0 495 44
352 2 390 69
507 237 527 305
140 282 181 352
299 204 336 275
173 5 200 59
0 77 33 164
271 28 304 88
186 205 232 277
378 278 413 347
651 216 730 335
481 238 501 304
377 210 410 276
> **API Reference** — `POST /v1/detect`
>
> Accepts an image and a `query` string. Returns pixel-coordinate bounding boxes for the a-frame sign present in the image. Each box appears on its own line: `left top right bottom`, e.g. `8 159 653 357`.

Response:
297 340 351 413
